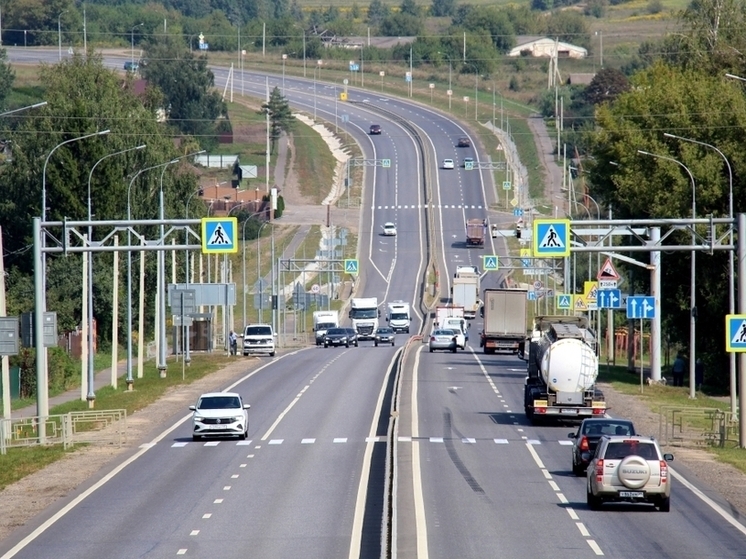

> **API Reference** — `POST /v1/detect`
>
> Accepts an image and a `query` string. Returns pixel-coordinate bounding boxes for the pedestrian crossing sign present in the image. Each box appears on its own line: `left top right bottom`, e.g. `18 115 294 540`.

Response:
345 259 359 275
533 219 570 257
201 217 238 254
726 314 746 352
556 294 572 310
483 255 499 270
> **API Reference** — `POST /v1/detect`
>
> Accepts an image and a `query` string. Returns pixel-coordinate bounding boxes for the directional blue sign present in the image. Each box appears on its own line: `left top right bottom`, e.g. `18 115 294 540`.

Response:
344 259 359 274
528 291 537 301
626 295 655 319
513 208 523 217
726 315 746 352
350 63 360 71
597 289 622 309
201 217 238 254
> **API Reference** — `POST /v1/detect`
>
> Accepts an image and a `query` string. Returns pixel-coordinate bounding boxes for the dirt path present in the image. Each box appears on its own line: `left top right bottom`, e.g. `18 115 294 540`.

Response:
526 115 565 214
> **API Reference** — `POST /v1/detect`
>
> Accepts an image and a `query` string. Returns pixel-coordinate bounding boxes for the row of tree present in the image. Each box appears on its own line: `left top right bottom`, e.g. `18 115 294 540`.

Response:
0 38 233 345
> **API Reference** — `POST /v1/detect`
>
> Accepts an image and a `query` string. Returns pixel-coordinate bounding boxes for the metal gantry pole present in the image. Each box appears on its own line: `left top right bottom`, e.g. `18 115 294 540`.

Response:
650 227 661 381
739 213 746 446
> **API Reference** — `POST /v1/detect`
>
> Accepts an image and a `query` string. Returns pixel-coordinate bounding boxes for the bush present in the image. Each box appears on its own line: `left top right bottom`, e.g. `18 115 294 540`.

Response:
12 346 78 399
274 195 285 219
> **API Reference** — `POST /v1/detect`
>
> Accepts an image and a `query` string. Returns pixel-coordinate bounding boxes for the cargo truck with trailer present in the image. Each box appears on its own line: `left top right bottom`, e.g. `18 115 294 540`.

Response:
480 288 527 354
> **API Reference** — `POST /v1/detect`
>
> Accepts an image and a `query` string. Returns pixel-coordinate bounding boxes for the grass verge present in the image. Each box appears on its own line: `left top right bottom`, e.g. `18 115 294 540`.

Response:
0 353 233 489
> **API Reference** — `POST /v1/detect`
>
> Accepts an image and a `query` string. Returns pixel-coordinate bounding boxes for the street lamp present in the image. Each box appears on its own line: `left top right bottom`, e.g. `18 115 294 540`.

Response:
156 149 206 377
638 149 697 399
438 52 453 110
131 23 143 68
664 131 736 410
282 53 287 93
58 10 67 61
465 62 479 120
86 144 146 405
126 159 179 388
240 211 268 327
314 59 323 121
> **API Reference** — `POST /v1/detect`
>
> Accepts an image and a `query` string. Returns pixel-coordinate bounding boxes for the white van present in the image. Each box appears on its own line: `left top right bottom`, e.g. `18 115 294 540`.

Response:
243 324 276 357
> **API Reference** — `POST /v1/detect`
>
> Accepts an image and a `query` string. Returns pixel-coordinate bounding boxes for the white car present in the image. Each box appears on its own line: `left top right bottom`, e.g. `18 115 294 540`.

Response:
243 323 276 356
189 392 250 441
382 222 397 236
442 158 455 170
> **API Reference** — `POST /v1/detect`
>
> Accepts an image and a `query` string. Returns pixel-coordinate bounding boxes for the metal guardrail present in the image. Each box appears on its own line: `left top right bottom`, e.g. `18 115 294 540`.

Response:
658 406 738 448
0 409 127 454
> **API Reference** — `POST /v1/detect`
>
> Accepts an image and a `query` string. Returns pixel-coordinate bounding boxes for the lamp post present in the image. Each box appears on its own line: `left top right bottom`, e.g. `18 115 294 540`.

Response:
465 62 479 120
156 149 205 377
85 144 146 405
126 159 178 389
58 10 67 61
664 132 736 409
131 23 143 68
240 211 267 327
639 149 697 399
314 59 322 121
438 51 453 110
282 53 287 93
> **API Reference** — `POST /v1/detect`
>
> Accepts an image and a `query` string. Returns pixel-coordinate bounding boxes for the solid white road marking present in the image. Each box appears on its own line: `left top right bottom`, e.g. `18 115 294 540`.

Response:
587 540 604 555
410 346 429 559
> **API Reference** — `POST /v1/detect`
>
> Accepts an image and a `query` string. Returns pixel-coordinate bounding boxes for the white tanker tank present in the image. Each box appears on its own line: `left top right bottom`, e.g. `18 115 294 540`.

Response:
523 316 605 423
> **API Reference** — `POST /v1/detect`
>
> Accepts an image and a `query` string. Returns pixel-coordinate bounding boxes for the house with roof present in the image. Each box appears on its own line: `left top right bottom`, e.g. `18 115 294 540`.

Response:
509 37 587 59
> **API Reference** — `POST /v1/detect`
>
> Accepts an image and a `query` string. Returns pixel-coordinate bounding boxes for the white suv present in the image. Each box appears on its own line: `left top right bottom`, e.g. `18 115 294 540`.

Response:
243 324 276 357
587 435 674 512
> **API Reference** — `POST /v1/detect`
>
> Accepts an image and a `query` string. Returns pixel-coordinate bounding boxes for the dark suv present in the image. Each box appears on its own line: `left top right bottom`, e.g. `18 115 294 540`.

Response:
568 418 636 475
369 124 382 135
457 137 471 147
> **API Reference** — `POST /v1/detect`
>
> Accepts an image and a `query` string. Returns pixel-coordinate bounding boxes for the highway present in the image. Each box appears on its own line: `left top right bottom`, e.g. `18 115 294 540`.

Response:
2 48 746 558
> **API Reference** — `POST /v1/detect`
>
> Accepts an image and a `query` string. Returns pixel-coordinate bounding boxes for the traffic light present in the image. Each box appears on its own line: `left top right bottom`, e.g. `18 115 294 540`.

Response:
515 225 522 239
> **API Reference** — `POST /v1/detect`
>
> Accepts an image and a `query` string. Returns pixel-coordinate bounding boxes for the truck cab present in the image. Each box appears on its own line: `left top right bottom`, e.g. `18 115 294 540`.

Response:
386 301 411 333
349 298 380 340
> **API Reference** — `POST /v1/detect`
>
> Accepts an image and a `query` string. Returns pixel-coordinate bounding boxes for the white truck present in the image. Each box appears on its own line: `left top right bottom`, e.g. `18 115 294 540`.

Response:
313 310 339 346
480 288 527 354
349 297 380 340
452 267 480 319
522 316 606 423
386 301 411 333
434 306 467 350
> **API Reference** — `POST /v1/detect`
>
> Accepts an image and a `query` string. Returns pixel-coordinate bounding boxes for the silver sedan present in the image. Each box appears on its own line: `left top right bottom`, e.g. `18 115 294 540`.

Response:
429 329 458 353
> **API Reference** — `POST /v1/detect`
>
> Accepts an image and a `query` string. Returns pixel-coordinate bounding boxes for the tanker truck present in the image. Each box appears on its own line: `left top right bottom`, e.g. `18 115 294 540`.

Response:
522 316 606 423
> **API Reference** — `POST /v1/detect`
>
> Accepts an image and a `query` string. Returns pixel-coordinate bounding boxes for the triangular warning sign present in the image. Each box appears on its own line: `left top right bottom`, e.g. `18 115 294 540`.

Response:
539 225 565 249
597 257 620 281
208 224 231 245
574 296 588 311
732 320 746 344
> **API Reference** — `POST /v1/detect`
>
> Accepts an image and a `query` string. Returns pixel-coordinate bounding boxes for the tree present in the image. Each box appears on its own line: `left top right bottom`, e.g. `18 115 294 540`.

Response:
141 36 227 142
259 87 293 154
0 50 16 107
583 67 630 106
367 0 390 24
588 62 746 378
461 6 516 53
400 0 420 17
543 11 590 50
431 0 456 17
0 53 201 341
379 13 423 36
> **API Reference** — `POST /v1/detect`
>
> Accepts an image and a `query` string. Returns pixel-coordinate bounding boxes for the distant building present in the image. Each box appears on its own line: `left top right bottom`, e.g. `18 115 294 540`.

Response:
509 37 587 59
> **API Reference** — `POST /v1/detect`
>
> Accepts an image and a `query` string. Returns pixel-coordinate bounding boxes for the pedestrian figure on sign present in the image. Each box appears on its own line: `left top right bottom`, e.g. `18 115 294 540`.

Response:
214 225 227 244
672 352 685 387
739 322 746 343
545 227 560 247
695 359 704 391
229 330 237 356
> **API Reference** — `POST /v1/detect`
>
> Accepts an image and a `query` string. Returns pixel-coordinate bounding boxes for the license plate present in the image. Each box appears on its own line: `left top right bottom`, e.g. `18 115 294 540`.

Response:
560 409 578 415
619 491 644 498
209 425 229 430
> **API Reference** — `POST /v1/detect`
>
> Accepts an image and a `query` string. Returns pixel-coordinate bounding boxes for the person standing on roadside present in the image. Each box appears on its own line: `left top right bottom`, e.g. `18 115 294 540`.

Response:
229 330 237 356
672 352 685 387
695 358 704 391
